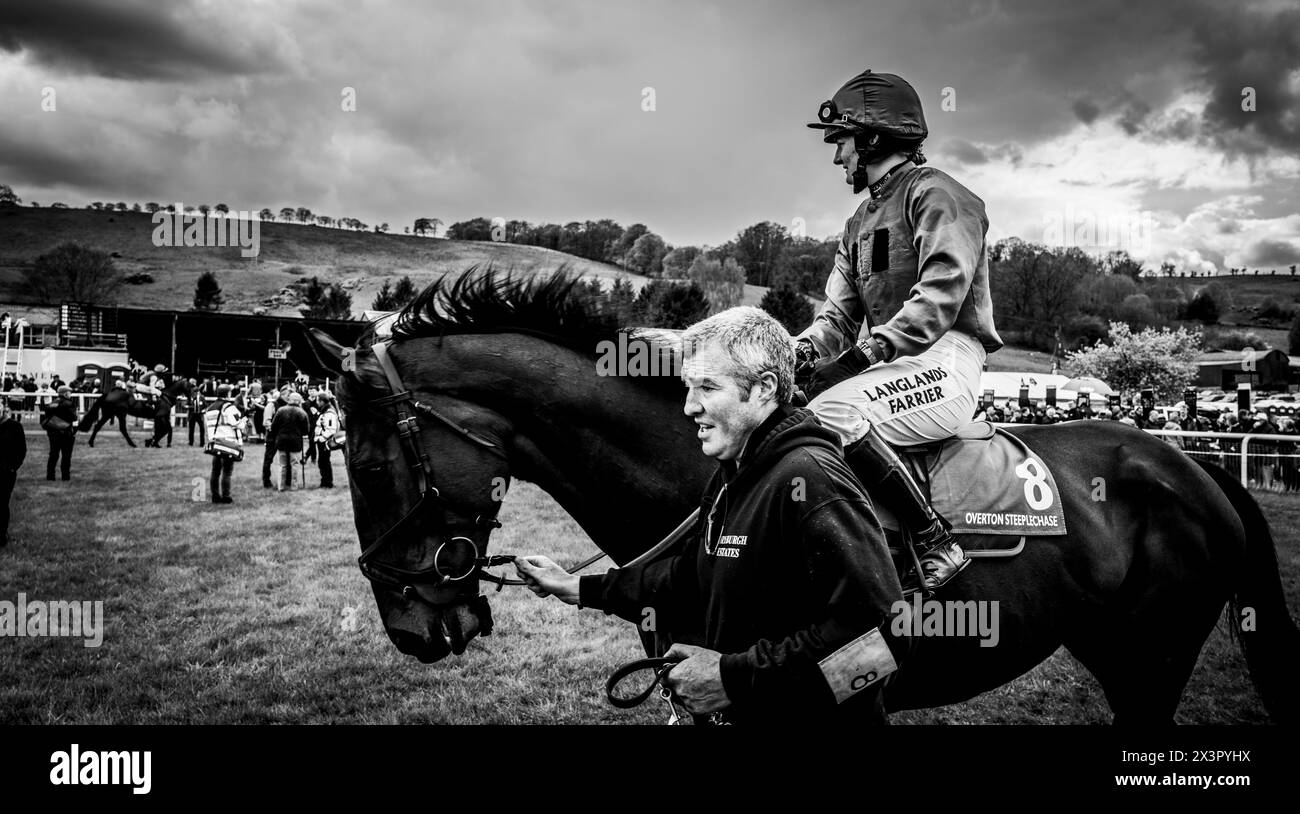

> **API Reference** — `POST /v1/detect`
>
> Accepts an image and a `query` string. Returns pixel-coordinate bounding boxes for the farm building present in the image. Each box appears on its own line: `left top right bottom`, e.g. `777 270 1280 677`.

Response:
1194 348 1295 390
0 301 365 385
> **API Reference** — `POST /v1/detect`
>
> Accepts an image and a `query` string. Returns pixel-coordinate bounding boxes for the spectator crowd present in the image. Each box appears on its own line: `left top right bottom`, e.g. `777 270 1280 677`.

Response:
974 397 1300 493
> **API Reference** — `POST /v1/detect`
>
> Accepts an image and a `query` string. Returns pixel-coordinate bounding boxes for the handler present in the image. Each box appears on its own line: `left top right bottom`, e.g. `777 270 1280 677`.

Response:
515 307 904 724
796 69 1003 591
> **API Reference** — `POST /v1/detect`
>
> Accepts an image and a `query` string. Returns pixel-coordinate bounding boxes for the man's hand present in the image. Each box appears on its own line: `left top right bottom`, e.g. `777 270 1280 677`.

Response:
513 555 581 605
805 345 870 399
793 339 818 387
661 643 730 714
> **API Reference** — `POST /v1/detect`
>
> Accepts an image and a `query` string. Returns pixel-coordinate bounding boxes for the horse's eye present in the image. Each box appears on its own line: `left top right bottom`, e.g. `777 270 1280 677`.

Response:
351 463 390 489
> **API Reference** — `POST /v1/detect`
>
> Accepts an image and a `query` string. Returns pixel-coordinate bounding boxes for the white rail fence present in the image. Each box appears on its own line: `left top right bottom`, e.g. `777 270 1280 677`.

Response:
1143 429 1300 492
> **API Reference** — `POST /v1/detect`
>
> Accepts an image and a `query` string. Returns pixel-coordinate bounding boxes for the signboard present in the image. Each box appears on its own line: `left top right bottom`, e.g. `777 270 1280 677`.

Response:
268 348 287 360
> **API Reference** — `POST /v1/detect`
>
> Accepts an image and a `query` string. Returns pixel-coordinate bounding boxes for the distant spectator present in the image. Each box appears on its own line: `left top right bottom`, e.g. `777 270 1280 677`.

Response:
188 378 207 446
269 391 310 491
261 386 289 488
203 384 245 504
313 393 339 488
40 385 77 481
0 401 26 546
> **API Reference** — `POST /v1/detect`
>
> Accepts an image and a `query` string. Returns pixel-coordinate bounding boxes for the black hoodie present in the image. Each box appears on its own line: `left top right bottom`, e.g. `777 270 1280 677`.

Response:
580 403 903 723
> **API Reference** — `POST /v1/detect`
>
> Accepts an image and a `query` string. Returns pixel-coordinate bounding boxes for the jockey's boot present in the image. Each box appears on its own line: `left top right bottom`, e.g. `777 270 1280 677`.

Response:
844 424 969 593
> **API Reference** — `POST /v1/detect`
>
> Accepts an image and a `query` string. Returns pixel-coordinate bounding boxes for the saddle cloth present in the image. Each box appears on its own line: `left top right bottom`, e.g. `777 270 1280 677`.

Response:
871 422 1068 541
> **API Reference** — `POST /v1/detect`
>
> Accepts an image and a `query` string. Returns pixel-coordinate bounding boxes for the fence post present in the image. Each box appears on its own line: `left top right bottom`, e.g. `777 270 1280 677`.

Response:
1240 434 1251 488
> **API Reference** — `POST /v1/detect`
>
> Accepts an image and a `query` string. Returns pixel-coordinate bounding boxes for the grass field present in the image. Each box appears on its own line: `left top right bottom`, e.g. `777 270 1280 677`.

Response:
1 427 1296 724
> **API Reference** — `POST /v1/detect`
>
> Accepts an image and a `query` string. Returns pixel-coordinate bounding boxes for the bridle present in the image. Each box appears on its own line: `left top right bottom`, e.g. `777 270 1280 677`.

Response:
353 336 703 601
355 340 515 596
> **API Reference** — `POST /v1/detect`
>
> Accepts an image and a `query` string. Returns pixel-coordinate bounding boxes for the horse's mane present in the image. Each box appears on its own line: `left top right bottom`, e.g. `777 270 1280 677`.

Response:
382 264 620 352
357 264 685 396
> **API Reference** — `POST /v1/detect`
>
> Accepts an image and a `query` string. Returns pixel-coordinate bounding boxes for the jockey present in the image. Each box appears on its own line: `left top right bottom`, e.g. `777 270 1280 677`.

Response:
796 69 1003 592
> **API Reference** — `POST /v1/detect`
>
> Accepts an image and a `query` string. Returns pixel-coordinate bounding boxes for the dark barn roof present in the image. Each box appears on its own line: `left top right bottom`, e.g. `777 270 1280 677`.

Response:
113 307 365 381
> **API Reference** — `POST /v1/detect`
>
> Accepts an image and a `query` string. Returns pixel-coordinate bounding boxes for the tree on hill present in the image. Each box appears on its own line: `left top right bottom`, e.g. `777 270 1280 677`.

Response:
371 281 398 311
1184 288 1221 324
371 276 417 311
625 232 668 276
300 277 352 320
198 204 211 217
0 183 20 206
447 218 493 240
1065 321 1201 401
612 224 649 264
115 202 128 212
635 280 711 328
413 217 442 236
772 237 838 297
193 271 224 312
215 203 229 216
296 207 313 224
734 221 791 287
391 275 417 307
687 254 745 314
131 203 141 212
279 207 295 222
760 285 814 334
259 208 274 222
662 246 702 279
604 277 638 324
1103 250 1145 282
23 242 123 306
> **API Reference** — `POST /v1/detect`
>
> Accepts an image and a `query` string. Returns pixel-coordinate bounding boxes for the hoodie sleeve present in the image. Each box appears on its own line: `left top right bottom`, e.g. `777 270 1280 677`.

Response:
578 544 703 633
717 492 900 710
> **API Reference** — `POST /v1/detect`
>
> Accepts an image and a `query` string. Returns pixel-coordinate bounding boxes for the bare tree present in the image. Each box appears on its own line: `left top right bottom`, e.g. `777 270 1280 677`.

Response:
24 243 123 305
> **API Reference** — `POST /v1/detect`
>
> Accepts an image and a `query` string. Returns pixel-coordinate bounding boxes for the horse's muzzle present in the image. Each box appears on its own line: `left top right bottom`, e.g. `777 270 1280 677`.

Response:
382 593 493 662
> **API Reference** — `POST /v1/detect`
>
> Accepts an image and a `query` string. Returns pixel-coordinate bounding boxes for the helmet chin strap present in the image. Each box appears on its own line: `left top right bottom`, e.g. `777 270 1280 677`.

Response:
850 131 911 195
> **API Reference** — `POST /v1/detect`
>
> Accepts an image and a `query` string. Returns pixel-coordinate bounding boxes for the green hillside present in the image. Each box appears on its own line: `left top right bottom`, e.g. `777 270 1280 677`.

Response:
0 207 644 317
0 207 795 317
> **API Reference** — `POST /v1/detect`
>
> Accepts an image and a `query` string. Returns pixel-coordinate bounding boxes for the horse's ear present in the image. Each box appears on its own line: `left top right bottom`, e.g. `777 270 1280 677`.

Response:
298 327 351 378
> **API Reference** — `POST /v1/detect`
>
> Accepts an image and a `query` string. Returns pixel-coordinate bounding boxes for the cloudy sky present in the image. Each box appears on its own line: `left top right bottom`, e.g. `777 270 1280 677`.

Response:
1 0 1297 274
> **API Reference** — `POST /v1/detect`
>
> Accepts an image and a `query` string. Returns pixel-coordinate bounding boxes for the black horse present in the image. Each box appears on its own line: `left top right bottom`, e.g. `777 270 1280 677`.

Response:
77 378 194 448
302 270 1300 723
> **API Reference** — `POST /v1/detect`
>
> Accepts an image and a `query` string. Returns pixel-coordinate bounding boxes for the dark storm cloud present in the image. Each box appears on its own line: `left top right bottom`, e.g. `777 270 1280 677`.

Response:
1116 98 1152 137
1190 2 1300 156
0 129 148 190
0 0 292 80
1071 98 1100 125
1244 238 1300 266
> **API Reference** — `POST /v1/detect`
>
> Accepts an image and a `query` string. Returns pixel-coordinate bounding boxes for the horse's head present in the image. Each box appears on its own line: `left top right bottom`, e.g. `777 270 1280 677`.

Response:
303 327 512 663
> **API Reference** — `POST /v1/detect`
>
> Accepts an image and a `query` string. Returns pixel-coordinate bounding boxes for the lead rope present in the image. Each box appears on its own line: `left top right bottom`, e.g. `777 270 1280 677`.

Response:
478 508 701 589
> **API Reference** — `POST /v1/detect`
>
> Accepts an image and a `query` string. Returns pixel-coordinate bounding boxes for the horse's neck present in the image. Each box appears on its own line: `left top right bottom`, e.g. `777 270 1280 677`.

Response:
431 336 711 564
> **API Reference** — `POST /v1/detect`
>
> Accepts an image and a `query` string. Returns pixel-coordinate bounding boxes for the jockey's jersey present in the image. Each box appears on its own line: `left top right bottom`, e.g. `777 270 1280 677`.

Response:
798 161 1003 362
